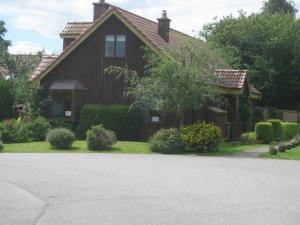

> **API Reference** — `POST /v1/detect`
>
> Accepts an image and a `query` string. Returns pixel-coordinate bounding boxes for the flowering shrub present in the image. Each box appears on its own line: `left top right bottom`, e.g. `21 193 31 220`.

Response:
180 122 222 152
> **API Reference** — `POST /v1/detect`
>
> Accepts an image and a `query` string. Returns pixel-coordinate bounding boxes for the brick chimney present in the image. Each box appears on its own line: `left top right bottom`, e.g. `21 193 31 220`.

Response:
93 0 110 21
157 10 171 43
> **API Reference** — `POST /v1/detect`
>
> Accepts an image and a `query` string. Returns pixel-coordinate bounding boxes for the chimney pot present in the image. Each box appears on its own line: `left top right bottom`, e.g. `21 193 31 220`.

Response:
157 10 171 43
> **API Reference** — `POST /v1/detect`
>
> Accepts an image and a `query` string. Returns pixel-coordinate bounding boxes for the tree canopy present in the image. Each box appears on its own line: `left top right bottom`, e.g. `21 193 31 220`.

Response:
106 40 224 125
201 0 300 109
262 0 297 16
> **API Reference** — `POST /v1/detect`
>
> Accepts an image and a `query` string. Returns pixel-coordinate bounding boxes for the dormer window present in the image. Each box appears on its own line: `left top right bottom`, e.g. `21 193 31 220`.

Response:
105 34 126 58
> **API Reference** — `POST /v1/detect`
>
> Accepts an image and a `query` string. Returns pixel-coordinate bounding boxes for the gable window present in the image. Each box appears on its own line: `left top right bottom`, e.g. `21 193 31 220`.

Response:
105 35 115 57
105 35 126 58
116 35 126 57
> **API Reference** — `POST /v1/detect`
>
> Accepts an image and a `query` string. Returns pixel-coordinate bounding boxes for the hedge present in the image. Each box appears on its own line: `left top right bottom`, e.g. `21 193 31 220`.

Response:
0 79 14 120
267 119 282 140
281 122 299 140
77 105 143 140
255 122 273 144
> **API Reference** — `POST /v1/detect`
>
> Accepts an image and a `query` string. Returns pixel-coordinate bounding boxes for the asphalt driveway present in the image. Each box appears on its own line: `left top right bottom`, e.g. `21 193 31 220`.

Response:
0 153 300 225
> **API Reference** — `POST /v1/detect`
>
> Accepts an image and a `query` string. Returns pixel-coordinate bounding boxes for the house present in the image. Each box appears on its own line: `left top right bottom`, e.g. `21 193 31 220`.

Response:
31 0 261 140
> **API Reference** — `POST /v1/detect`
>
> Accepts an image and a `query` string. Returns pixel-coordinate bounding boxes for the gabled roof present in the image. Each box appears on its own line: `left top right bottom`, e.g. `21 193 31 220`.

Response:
31 4 261 99
32 6 226 82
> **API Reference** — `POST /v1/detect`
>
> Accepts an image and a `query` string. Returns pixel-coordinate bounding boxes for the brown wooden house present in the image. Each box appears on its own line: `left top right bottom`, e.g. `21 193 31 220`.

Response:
31 0 261 140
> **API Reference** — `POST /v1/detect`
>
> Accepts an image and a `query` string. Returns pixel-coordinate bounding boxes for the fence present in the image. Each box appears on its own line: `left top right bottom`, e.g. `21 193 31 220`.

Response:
255 107 300 123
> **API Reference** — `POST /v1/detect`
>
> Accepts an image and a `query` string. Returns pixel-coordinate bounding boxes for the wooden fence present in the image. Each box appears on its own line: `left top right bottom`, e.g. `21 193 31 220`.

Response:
255 107 300 123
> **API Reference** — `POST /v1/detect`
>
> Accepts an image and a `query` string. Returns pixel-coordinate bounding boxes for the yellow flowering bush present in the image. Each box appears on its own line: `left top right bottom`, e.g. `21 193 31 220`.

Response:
180 122 222 151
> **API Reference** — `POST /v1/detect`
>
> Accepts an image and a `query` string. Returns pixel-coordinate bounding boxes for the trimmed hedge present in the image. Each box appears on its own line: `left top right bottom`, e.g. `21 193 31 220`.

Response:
255 122 273 144
149 128 184 154
46 128 75 149
281 122 299 140
267 119 282 140
77 105 143 141
239 132 257 145
87 125 117 150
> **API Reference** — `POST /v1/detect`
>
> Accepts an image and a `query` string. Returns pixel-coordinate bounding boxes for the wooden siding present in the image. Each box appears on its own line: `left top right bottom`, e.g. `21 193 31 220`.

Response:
42 15 146 105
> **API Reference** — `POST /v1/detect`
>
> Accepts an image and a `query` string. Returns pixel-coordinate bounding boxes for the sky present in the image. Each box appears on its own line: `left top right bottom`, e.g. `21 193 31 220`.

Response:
1 0 299 55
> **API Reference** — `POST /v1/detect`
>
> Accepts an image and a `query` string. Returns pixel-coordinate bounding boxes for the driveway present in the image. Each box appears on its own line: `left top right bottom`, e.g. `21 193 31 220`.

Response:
0 153 300 225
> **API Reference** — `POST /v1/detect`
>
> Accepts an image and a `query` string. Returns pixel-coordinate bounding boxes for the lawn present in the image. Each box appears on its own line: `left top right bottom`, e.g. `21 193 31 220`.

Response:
261 146 300 160
1 141 263 156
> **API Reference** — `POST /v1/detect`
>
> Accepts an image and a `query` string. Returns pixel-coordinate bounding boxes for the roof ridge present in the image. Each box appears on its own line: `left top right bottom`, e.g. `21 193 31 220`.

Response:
113 6 195 39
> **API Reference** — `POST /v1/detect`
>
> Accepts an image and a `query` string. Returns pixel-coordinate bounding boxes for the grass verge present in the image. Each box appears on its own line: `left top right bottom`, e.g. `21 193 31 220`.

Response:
261 146 300 160
1 141 264 156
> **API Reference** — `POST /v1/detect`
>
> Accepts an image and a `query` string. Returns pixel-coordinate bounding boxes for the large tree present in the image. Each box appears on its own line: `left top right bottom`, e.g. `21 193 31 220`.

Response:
201 6 300 109
106 40 225 125
0 21 10 68
262 0 297 16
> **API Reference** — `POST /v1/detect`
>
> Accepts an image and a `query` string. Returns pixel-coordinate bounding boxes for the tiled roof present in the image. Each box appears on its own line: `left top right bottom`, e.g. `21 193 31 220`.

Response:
32 5 260 96
60 22 93 36
215 70 247 89
32 55 57 80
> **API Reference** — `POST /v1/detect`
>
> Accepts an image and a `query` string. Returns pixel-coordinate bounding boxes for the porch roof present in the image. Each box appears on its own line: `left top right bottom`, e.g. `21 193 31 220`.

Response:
49 79 87 91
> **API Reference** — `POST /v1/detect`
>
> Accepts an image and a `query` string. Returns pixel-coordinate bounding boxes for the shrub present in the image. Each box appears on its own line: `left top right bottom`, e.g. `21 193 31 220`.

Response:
255 122 273 144
86 125 117 150
0 79 14 120
0 119 30 143
149 128 184 154
180 122 222 152
28 117 51 141
0 140 3 150
269 146 278 155
77 105 143 140
46 128 75 149
239 132 257 145
281 123 299 140
267 119 282 140
278 143 286 152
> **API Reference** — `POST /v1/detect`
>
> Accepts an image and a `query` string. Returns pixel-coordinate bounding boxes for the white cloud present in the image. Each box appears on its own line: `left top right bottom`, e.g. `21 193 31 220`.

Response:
1 0 300 52
8 41 51 54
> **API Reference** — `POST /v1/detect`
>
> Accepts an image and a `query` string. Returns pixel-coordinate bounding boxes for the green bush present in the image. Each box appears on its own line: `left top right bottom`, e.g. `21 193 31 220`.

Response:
46 128 75 149
0 140 3 150
0 118 30 143
239 132 257 145
28 117 51 141
180 122 222 152
0 79 14 120
267 119 282 140
255 122 273 144
149 128 184 154
86 125 117 150
77 105 143 140
281 123 299 140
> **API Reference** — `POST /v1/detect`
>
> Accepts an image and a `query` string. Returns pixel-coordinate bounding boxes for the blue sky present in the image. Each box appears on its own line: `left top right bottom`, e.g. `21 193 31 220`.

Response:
1 0 299 55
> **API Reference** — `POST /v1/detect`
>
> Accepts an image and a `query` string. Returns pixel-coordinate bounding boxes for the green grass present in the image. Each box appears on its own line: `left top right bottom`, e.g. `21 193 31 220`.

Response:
1 141 264 156
261 146 300 160
1 141 151 154
183 143 265 156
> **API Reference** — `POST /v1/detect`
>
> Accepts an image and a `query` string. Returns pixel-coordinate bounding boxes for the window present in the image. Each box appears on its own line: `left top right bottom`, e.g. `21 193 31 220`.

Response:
105 35 115 57
105 35 126 58
52 91 72 118
116 35 126 57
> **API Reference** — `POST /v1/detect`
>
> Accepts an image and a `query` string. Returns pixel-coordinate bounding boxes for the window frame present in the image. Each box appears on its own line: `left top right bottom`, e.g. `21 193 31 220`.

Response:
104 34 126 58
